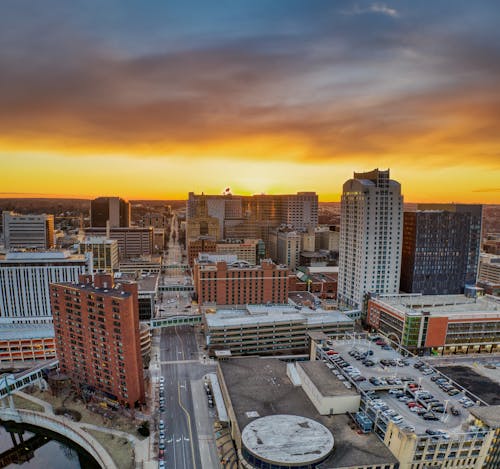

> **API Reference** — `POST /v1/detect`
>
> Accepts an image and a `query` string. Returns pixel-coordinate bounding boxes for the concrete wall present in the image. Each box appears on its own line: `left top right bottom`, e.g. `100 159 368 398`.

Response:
296 364 360 415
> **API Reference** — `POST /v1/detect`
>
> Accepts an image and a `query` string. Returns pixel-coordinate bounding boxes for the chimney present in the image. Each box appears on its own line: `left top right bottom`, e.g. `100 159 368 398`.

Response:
94 273 114 289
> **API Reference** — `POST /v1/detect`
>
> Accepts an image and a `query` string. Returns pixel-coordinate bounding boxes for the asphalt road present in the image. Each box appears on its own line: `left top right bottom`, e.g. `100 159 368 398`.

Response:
158 325 218 469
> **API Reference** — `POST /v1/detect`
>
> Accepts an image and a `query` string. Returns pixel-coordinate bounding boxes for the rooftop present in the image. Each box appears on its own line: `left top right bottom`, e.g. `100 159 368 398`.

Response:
469 406 500 429
114 272 159 293
52 282 132 299
241 415 334 464
0 323 55 341
298 361 357 397
1 251 87 262
206 304 353 329
218 357 397 468
373 293 500 317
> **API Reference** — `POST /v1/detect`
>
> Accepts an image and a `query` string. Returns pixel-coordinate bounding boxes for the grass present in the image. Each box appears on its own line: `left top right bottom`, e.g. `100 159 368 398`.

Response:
85 429 134 469
12 394 45 412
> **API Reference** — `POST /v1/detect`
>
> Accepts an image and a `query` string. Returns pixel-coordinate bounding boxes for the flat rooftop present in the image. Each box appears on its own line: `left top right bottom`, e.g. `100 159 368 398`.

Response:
0 323 55 341
206 305 354 328
53 282 132 298
218 357 398 468
374 293 500 317
0 251 87 262
115 272 159 292
469 405 500 429
298 361 357 397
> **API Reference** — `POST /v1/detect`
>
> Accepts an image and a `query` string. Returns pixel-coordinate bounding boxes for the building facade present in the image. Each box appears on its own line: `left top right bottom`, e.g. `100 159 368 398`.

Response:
78 237 119 273
400 205 483 295
0 324 56 362
50 273 145 407
0 251 92 324
193 258 288 306
2 211 55 250
478 254 500 286
90 197 130 228
366 293 500 354
85 227 153 260
338 169 403 308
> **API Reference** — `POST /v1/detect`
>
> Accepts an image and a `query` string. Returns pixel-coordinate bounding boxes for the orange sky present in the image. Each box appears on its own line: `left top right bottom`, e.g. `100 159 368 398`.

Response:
1 1 499 203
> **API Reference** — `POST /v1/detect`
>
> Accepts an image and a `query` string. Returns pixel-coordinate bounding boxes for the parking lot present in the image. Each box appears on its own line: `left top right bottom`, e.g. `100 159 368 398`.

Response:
320 337 481 436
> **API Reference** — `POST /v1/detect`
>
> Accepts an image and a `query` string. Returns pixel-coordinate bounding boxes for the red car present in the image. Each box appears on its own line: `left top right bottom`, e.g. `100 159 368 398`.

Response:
326 350 338 355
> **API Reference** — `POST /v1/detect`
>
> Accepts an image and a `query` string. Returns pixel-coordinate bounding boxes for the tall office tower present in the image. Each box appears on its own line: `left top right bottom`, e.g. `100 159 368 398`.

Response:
90 197 130 228
2 211 55 250
400 204 483 294
338 169 403 308
186 195 221 241
78 237 119 273
50 273 145 407
0 251 92 324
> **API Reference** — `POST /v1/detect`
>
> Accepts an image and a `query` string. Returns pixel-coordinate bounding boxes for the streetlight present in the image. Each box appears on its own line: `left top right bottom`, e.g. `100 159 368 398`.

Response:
442 400 449 422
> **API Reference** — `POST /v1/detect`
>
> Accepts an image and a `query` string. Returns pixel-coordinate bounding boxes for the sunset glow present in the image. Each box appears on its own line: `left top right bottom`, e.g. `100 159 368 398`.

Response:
1 0 499 203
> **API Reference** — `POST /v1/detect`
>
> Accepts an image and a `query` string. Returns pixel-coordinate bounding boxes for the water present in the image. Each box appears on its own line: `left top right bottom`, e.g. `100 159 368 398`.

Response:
0 422 100 468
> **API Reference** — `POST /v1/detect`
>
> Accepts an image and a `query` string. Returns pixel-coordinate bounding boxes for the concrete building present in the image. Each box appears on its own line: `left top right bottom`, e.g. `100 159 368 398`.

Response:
78 237 119 273
85 227 153 260
316 226 340 251
366 293 500 354
400 205 483 295
2 211 55 250
186 195 221 241
0 324 56 362
204 304 354 356
193 258 288 306
114 272 159 321
90 197 130 228
269 228 301 271
483 235 500 255
187 237 217 266
338 169 403 309
478 254 500 286
216 357 398 469
215 239 264 266
50 273 145 407
0 251 92 324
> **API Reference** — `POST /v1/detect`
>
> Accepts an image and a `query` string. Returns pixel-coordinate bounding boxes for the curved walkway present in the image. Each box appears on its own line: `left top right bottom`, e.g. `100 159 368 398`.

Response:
12 391 153 468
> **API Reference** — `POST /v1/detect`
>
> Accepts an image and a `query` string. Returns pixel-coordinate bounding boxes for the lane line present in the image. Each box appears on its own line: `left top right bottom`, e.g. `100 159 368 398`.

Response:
178 382 197 469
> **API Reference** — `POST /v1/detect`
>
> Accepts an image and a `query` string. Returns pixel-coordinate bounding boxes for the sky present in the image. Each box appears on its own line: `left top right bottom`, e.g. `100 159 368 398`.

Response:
1 0 499 202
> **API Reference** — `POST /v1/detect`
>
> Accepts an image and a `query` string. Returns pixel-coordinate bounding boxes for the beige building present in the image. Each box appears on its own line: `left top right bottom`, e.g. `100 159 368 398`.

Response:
2 211 55 250
186 195 221 241
478 254 500 285
215 239 262 265
78 236 119 273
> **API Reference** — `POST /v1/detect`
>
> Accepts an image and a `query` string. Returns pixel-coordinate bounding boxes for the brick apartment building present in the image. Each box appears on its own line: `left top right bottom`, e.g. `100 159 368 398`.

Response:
50 273 145 407
193 257 288 306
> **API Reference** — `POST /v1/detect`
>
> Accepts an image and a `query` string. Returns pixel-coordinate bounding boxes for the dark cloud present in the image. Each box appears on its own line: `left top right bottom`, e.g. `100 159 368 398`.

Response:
0 1 499 168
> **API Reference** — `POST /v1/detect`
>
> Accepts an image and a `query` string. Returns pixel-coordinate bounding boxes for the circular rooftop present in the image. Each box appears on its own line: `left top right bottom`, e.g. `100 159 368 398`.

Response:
241 415 334 467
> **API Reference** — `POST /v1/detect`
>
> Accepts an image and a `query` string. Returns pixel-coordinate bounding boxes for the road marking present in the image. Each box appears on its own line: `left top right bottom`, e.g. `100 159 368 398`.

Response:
178 382 197 469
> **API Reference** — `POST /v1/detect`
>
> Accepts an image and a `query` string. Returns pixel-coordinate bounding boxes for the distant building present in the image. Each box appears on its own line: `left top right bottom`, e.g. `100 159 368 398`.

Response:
338 169 403 308
186 195 221 241
193 257 288 306
215 238 264 266
50 273 145 407
0 251 92 324
85 227 153 260
477 254 500 296
483 234 500 255
400 204 482 294
2 211 55 250
78 237 119 273
366 293 500 354
270 228 301 271
90 197 130 228
187 237 217 266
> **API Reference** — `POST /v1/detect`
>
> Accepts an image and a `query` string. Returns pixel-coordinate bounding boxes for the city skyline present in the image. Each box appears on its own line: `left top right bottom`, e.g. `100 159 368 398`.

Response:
2 0 500 203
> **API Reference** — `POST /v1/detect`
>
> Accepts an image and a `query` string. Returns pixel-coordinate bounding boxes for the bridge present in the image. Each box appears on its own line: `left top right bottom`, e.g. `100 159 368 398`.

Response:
163 264 189 270
0 359 58 400
0 408 116 469
151 315 202 329
159 284 194 292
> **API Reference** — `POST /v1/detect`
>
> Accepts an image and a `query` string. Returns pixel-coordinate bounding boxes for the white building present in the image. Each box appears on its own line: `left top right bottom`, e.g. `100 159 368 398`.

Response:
478 254 500 285
276 229 301 271
0 251 92 324
2 211 55 250
338 169 403 308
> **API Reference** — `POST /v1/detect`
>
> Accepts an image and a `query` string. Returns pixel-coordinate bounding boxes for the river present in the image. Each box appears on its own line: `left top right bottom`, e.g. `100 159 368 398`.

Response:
0 422 100 468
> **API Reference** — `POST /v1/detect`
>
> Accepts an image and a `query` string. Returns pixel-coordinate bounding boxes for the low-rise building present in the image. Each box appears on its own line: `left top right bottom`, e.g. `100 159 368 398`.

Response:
204 304 354 356
2 211 55 250
366 293 500 354
78 236 119 273
193 257 288 306
0 324 56 362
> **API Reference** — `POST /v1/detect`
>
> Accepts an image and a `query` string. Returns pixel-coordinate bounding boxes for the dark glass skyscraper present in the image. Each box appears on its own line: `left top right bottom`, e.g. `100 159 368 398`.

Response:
90 197 130 228
400 204 482 295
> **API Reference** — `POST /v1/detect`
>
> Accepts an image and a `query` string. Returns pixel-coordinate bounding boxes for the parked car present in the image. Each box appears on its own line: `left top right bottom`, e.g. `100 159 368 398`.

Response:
423 412 439 421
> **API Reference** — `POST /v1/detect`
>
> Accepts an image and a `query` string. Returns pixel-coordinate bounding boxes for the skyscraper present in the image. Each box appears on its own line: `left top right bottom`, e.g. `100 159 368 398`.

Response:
2 211 55 250
338 169 403 308
400 204 482 294
90 197 130 228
